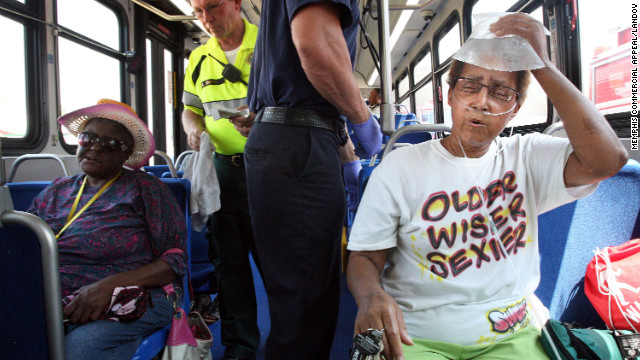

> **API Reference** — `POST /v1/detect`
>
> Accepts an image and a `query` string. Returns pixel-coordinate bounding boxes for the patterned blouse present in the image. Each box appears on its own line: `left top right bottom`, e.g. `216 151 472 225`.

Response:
28 169 188 297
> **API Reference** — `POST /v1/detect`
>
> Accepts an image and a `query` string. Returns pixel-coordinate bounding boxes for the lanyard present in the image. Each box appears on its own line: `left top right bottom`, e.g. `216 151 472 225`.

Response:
55 171 121 239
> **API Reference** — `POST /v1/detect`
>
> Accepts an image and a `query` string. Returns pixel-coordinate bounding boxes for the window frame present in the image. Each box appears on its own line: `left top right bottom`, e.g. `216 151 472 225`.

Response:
0 0 48 156
433 11 461 124
54 0 130 155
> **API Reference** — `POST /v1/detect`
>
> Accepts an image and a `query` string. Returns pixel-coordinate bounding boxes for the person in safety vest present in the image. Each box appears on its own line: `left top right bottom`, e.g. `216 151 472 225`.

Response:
181 1 261 359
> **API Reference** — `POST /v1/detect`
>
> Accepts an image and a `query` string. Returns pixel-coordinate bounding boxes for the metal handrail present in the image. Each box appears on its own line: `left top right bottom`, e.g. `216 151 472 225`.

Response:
0 206 65 360
174 150 195 171
8 154 70 182
381 123 451 159
543 121 564 136
153 150 178 178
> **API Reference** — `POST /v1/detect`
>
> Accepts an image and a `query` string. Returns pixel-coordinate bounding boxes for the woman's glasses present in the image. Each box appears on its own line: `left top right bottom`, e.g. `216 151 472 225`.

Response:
453 77 520 116
78 131 129 153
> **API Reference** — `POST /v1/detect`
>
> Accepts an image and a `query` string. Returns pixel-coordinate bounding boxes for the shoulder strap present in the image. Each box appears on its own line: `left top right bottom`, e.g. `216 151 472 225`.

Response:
191 54 207 86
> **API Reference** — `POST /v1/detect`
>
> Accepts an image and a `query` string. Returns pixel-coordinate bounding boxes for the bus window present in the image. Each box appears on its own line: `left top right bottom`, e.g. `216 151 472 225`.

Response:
578 0 629 115
57 0 118 50
0 14 28 139
437 21 460 65
146 39 154 143
398 73 410 100
413 50 432 85
57 0 123 146
415 81 434 124
164 49 175 161
471 0 520 15
398 96 411 115
440 69 452 126
413 48 434 123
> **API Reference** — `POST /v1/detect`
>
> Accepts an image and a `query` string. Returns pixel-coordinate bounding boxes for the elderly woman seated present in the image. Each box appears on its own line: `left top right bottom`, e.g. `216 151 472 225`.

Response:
27 99 188 360
346 13 628 360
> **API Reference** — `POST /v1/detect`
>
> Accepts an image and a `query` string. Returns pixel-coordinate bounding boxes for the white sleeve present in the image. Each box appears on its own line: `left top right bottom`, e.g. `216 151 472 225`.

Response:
526 133 598 214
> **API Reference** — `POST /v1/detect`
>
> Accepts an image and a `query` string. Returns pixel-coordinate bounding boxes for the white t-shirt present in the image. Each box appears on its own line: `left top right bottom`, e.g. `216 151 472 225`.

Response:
224 46 240 66
348 134 597 345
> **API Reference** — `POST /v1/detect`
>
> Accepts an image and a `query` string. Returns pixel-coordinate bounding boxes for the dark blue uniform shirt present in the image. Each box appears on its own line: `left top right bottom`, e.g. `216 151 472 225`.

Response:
247 0 359 123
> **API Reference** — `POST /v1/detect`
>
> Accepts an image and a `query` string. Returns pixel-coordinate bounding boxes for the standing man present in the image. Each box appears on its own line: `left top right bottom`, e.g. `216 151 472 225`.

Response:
245 1 383 359
182 1 260 359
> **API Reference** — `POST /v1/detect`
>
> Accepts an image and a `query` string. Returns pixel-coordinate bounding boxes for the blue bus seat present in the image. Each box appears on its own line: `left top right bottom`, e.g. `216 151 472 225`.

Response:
133 177 193 360
395 113 419 128
536 159 640 328
191 228 217 294
1 207 65 360
395 131 432 145
144 165 170 178
6 181 50 211
393 114 432 144
161 171 184 178
6 177 195 360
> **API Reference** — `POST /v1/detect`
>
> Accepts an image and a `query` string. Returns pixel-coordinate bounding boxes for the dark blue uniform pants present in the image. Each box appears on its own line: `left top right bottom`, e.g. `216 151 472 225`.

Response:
209 156 262 358
244 122 344 359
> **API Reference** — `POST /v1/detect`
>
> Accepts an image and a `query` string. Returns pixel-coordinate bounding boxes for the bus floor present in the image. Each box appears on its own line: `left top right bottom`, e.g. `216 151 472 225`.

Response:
207 247 358 359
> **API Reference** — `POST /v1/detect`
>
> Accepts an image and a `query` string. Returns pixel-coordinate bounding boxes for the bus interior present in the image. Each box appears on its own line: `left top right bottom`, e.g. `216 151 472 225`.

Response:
0 0 637 359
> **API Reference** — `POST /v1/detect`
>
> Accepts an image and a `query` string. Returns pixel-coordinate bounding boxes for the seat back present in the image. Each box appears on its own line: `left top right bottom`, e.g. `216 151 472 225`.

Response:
6 177 195 360
144 165 170 178
1 186 65 360
6 181 50 211
536 159 640 327
133 177 194 360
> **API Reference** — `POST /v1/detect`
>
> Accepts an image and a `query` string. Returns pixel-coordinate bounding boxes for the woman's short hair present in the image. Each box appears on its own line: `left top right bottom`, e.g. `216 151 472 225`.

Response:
447 59 531 105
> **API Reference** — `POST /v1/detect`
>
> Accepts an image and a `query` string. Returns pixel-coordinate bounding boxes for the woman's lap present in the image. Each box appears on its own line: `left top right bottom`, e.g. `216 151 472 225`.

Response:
65 289 173 360
403 326 550 360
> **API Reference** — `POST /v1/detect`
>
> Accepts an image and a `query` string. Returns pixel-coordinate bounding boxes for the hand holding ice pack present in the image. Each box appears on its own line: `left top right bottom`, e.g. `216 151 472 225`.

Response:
453 12 550 71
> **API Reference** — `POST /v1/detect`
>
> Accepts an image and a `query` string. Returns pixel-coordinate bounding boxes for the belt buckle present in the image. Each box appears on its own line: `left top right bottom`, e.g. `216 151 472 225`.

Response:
231 154 243 167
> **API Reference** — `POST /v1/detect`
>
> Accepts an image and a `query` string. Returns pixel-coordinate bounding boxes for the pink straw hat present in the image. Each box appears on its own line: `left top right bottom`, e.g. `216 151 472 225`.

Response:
57 99 156 169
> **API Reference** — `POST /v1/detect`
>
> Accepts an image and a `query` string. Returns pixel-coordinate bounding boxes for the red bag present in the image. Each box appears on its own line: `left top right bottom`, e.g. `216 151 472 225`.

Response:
584 239 640 331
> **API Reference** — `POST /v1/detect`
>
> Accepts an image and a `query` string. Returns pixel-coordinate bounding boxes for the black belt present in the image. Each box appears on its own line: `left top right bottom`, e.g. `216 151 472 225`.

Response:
256 107 348 145
214 152 244 167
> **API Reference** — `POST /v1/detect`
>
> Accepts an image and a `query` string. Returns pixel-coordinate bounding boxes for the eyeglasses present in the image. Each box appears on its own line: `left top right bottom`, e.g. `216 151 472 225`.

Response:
78 131 129 153
452 77 520 116
192 0 226 18
454 77 519 103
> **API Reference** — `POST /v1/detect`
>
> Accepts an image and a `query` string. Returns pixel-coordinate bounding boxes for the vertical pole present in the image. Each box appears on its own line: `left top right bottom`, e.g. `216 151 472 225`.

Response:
377 0 395 135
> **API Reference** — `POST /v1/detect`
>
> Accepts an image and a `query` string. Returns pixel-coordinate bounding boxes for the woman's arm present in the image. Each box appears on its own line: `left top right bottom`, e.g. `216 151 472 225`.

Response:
491 13 628 187
347 249 413 360
63 259 178 324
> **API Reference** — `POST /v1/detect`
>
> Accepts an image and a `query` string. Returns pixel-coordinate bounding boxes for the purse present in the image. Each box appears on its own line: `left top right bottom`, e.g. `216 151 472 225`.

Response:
62 286 151 322
584 239 640 332
160 283 213 360
540 319 639 360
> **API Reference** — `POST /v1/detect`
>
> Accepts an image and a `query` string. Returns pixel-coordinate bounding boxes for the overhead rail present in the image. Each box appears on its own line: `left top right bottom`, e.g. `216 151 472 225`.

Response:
8 154 70 183
372 0 440 11
131 0 196 21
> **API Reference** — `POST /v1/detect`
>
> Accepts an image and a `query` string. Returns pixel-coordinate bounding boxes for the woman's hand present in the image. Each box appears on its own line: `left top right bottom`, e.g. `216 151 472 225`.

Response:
489 13 551 67
63 279 115 324
353 289 413 360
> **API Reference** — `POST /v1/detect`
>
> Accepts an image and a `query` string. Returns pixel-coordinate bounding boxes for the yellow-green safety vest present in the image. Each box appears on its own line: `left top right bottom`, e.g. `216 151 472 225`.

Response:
183 19 257 155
